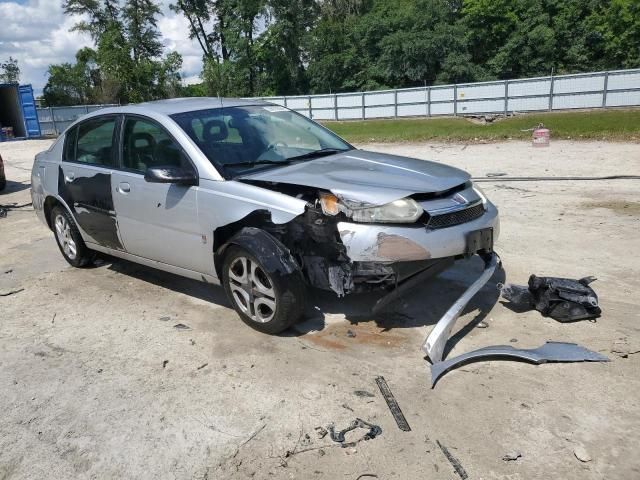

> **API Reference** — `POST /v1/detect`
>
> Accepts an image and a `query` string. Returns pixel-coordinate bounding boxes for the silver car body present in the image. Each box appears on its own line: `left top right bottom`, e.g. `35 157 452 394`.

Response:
31 98 499 293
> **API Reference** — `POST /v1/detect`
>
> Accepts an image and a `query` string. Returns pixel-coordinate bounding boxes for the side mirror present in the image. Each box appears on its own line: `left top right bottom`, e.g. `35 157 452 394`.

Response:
144 166 198 186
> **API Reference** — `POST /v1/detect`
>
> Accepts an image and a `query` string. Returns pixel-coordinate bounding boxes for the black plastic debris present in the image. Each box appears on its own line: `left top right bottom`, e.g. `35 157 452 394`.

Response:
173 323 191 330
501 275 601 322
375 376 411 432
353 390 375 398
437 440 468 480
328 418 382 448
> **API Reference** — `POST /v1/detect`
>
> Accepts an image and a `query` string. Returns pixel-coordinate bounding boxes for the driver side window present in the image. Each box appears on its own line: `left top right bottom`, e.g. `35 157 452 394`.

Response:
122 117 187 173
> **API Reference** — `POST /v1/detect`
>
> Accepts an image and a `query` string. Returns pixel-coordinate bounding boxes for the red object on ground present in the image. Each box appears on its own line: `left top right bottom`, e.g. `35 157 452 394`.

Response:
533 126 550 147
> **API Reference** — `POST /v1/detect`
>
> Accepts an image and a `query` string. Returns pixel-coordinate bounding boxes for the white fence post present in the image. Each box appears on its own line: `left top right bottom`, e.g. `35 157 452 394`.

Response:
602 71 609 108
49 107 58 135
453 84 458 116
504 80 509 117
394 89 398 118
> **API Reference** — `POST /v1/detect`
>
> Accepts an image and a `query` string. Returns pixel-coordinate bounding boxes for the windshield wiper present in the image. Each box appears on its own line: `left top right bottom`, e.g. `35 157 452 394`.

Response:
285 148 349 161
224 159 293 169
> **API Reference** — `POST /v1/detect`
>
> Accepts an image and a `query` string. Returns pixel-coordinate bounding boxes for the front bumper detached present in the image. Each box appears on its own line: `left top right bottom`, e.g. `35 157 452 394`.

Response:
422 252 501 363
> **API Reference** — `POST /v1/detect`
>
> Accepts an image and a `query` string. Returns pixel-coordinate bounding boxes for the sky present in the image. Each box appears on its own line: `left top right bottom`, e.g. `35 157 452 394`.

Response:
0 0 204 96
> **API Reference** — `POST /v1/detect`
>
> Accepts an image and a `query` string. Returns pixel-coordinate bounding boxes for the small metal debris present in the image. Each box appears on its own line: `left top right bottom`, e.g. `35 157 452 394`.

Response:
476 321 489 329
197 363 208 370
328 418 381 448
314 426 328 439
353 390 375 398
3 269 12 274
346 329 356 338
611 338 640 358
574 445 592 462
437 440 468 480
510 338 518 343
341 403 354 412
0 288 24 297
173 323 191 330
162 360 169 368
0 208 7 218
502 451 522 461
375 376 411 432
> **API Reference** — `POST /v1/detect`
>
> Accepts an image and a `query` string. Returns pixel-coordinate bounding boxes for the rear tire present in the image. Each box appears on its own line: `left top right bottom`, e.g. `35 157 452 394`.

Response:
222 245 305 334
51 206 95 268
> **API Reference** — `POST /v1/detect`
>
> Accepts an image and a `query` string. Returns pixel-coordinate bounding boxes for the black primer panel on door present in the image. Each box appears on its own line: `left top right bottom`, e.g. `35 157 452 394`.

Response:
58 165 123 250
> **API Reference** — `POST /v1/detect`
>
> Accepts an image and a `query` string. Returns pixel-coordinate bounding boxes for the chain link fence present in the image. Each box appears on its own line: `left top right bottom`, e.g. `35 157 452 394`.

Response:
37 68 640 135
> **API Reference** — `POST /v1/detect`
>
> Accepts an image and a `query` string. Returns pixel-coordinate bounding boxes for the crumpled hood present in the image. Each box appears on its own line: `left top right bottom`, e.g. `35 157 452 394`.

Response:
240 150 470 205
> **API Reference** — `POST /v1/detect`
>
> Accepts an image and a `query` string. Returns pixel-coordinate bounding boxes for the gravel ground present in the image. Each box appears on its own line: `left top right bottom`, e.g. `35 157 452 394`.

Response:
1 138 639 480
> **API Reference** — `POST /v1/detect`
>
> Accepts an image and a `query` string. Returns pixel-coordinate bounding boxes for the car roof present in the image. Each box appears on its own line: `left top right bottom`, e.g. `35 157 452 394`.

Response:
93 97 271 116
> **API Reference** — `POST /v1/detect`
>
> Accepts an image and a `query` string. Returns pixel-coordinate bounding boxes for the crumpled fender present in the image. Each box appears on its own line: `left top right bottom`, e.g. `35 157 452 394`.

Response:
219 227 301 276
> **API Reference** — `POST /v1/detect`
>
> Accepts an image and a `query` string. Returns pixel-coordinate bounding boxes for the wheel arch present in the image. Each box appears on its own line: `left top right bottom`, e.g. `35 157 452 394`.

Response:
215 227 301 281
43 195 71 230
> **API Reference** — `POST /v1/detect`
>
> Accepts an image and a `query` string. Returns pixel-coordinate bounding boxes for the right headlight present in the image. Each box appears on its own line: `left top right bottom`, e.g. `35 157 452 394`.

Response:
319 193 423 223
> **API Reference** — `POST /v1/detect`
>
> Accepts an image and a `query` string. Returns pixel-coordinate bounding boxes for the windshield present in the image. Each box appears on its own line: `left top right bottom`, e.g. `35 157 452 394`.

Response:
171 105 353 177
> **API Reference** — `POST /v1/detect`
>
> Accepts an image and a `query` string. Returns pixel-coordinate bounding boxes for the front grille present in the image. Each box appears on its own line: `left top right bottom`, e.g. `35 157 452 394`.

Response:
426 203 485 229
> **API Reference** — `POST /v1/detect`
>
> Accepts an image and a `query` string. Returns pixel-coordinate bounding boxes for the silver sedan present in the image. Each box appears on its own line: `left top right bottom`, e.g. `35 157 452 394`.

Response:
31 98 499 333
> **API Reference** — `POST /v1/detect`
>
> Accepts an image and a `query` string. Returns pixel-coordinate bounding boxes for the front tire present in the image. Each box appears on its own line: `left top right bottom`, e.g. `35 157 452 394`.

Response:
51 206 94 267
222 246 305 334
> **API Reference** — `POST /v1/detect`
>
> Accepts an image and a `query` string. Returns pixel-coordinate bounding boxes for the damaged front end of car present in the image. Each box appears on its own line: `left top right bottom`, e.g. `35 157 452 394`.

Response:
214 172 499 309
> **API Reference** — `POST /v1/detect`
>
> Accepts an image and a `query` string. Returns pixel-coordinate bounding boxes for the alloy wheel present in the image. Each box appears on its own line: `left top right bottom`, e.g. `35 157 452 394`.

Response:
54 214 77 260
227 256 277 323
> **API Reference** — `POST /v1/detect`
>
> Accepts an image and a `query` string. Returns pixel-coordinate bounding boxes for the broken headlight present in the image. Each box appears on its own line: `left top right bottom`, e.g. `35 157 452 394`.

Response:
320 193 423 223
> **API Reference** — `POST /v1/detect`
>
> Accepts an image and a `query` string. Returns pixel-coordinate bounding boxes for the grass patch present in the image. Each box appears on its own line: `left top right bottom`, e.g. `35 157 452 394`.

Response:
322 109 640 143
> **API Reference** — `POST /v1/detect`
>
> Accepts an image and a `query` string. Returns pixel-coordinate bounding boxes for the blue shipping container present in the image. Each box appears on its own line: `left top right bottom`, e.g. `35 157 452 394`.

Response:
0 83 41 141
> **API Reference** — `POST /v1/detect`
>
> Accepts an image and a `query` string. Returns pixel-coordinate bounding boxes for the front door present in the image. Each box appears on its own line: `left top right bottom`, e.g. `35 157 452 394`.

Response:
58 115 124 250
111 116 204 273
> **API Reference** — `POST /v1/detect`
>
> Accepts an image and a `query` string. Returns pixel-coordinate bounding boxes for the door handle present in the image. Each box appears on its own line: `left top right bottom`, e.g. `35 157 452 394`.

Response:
64 172 75 182
117 182 131 194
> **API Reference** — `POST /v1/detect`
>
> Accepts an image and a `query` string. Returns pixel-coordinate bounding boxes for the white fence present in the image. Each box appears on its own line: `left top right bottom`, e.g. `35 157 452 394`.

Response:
37 68 640 135
37 104 119 136
261 68 640 121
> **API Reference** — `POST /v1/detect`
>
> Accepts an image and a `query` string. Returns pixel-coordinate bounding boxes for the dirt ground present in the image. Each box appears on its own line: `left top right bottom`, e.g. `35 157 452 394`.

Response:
1 138 639 480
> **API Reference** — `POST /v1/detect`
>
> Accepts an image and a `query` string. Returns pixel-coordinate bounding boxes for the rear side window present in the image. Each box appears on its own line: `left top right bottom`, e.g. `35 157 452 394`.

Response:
65 117 117 167
122 117 188 173
63 127 77 162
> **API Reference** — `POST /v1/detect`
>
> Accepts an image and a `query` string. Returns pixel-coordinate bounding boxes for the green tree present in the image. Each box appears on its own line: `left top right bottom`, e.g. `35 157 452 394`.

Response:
43 49 101 106
53 0 184 104
0 56 20 83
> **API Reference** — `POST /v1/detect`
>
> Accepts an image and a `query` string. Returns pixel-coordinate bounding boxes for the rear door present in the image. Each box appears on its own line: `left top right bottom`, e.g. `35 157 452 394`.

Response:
111 115 204 272
58 115 124 250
